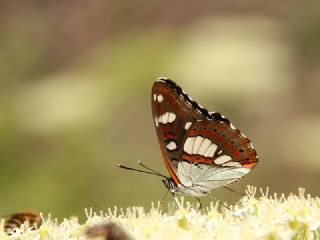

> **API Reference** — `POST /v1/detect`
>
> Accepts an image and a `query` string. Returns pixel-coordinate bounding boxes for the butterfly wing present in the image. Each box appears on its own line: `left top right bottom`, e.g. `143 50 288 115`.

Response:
152 77 258 195
152 78 208 185
177 118 258 194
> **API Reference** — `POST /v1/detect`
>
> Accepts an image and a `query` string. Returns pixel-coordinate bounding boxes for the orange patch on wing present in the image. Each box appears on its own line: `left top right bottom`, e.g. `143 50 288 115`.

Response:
160 125 178 140
232 150 241 158
245 150 257 159
210 132 218 139
182 153 213 165
224 143 233 149
215 136 223 143
242 161 257 169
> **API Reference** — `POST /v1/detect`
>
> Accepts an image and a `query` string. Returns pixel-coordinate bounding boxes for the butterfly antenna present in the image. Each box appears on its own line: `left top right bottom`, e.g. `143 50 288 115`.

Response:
117 163 167 178
223 186 246 196
208 193 231 211
137 161 167 178
195 197 203 209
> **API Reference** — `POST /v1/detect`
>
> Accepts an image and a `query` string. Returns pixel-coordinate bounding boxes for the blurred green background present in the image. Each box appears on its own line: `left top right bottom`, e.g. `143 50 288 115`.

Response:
1 1 320 221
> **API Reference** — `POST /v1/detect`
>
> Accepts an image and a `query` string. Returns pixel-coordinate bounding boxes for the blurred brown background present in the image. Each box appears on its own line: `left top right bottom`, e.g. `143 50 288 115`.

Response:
0 0 319 220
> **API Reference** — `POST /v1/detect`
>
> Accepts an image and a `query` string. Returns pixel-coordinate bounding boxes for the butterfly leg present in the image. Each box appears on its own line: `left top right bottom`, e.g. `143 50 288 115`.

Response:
208 193 230 211
159 189 170 209
173 197 182 209
195 197 203 209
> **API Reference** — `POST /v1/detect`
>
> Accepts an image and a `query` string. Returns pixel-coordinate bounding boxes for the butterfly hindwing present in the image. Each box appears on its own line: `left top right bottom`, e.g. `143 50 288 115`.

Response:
182 119 258 168
180 119 258 189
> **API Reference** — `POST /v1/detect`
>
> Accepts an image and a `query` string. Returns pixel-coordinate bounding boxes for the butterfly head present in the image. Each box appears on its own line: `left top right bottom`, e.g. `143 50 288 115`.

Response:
162 177 179 196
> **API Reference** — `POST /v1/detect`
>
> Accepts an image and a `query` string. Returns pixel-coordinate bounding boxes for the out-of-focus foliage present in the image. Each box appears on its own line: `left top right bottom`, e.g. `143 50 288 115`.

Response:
0 0 319 221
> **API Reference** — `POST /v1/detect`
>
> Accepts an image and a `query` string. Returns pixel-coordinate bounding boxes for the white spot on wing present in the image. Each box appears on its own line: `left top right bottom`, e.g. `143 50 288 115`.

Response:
184 122 192 130
214 155 232 165
222 161 241 167
184 137 195 154
159 112 169 124
204 143 217 157
167 112 176 123
157 77 168 82
230 124 236 130
198 138 212 155
192 136 204 154
153 94 157 101
166 141 177 151
178 161 193 187
155 117 158 127
157 94 164 102
236 167 251 174
158 112 175 124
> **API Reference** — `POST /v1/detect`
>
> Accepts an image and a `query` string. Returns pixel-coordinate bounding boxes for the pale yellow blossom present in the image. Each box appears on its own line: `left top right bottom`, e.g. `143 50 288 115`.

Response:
1 186 319 240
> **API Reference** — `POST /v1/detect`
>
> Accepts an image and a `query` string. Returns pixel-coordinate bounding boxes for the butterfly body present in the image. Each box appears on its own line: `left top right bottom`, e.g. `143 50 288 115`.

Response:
152 78 258 197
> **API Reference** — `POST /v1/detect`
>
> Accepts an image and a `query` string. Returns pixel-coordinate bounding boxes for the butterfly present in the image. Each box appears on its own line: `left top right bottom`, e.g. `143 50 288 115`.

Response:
119 77 258 199
3 211 42 235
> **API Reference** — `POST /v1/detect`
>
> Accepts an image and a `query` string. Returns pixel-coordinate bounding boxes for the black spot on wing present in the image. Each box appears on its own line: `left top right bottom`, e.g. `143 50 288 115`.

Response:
210 112 230 124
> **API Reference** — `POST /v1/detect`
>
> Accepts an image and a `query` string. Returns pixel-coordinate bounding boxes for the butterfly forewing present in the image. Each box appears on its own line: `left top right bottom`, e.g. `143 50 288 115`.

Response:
152 78 208 184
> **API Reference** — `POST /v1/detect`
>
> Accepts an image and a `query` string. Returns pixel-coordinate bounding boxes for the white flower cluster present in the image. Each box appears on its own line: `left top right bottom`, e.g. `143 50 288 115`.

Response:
1 186 319 240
